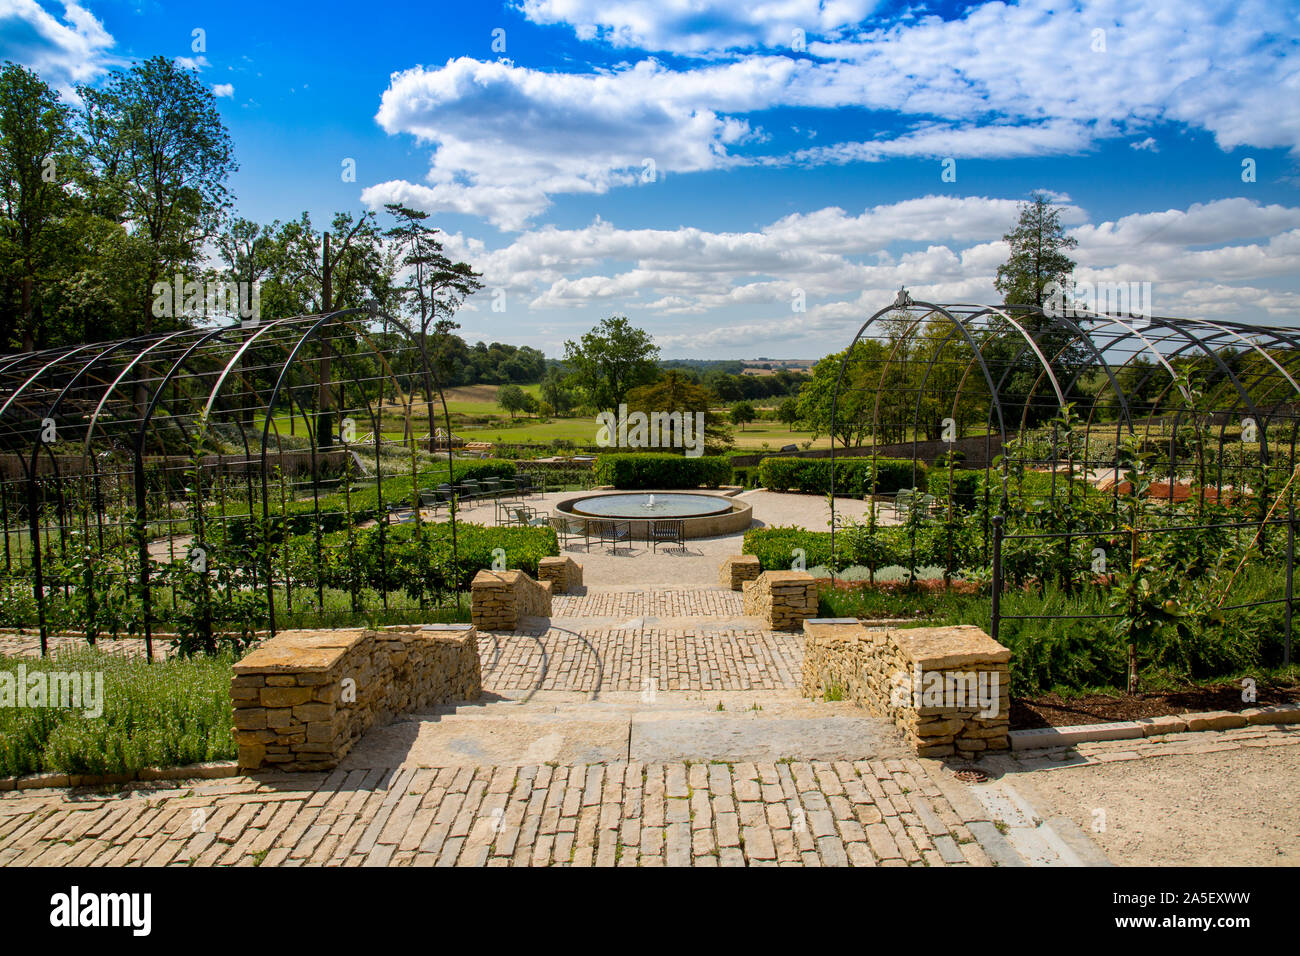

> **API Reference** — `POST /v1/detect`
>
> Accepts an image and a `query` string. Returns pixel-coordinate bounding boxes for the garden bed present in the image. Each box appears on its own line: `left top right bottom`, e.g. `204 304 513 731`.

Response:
1011 679 1300 730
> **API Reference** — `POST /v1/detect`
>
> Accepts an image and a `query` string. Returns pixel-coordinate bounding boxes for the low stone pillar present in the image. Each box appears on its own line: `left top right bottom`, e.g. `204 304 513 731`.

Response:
538 556 583 593
471 569 553 630
742 570 818 630
231 624 480 772
801 619 1010 758
718 554 762 591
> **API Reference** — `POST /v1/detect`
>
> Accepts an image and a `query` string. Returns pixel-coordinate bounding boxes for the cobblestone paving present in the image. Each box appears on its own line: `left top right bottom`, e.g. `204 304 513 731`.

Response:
550 587 744 619
478 626 802 692
0 758 998 867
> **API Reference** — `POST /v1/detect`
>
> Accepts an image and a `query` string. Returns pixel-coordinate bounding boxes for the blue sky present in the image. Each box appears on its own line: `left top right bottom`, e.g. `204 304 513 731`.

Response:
3 0 1300 357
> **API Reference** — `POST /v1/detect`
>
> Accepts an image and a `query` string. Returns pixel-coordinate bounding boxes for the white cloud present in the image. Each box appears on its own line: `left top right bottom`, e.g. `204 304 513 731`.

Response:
371 0 1299 229
0 0 115 95
174 54 210 71
517 0 880 54
212 82 234 97
437 195 1300 354
1130 137 1158 152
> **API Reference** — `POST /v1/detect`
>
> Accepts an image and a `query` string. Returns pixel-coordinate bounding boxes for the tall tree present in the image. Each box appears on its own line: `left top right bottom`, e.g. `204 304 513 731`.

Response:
993 192 1087 427
626 369 732 453
995 192 1078 308
563 315 660 413
0 63 75 351
78 56 237 338
384 203 482 344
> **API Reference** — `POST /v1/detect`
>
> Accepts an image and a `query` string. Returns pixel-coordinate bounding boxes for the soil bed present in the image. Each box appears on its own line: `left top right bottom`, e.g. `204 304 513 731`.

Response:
1011 680 1300 730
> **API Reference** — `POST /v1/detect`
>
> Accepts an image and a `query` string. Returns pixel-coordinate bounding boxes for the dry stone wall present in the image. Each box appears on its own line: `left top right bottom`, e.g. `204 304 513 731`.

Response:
537 556 583 594
742 570 818 630
470 569 554 630
231 624 481 772
802 619 1010 758
718 554 762 591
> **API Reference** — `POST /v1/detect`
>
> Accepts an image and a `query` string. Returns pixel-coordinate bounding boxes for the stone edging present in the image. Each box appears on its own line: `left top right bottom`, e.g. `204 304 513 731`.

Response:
0 761 238 792
1009 704 1300 750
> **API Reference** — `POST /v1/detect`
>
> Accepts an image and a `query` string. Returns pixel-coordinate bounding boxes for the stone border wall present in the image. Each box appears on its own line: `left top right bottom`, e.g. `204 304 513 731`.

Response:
231 624 481 772
537 557 583 594
718 554 761 591
742 570 818 630
801 619 1010 758
470 569 553 630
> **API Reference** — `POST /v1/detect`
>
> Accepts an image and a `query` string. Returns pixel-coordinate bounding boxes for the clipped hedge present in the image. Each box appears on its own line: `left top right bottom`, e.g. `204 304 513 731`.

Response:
286 520 559 597
756 456 926 497
594 453 732 489
928 468 982 512
219 459 518 543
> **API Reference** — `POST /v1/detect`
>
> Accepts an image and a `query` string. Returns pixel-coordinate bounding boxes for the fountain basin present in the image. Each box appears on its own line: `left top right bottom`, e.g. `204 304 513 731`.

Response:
555 490 752 539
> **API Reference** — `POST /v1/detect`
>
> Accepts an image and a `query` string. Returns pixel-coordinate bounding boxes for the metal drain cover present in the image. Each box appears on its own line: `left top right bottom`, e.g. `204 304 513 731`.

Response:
953 768 988 783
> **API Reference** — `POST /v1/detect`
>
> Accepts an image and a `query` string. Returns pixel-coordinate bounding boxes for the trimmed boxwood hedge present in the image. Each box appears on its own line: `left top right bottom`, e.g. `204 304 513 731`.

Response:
286 520 559 596
219 459 518 543
756 456 926 497
594 453 732 489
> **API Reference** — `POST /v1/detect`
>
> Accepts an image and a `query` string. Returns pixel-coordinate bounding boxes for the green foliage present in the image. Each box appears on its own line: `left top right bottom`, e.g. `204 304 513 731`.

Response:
286 521 559 599
756 456 925 497
594 453 732 489
0 651 234 776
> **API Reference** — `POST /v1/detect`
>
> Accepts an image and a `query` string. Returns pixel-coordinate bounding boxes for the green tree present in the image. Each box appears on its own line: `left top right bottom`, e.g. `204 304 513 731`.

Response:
993 192 1087 427
0 62 75 351
498 384 530 420
995 192 1078 308
563 315 660 413
777 397 799 429
626 369 733 453
541 365 574 414
730 401 756 431
78 56 237 338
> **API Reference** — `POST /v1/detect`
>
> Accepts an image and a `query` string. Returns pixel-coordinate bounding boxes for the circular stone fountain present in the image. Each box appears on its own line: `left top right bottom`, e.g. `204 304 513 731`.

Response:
555 490 752 539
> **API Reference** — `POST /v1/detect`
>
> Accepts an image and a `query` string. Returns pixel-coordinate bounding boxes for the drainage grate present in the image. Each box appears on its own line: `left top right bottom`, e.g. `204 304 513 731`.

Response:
953 768 988 783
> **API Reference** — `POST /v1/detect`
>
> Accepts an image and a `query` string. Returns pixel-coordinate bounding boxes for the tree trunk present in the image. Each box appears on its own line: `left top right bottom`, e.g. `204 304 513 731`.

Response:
21 276 34 353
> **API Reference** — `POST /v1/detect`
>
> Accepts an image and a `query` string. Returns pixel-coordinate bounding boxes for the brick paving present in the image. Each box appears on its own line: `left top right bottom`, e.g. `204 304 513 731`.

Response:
478 625 802 692
0 757 998 867
550 587 744 619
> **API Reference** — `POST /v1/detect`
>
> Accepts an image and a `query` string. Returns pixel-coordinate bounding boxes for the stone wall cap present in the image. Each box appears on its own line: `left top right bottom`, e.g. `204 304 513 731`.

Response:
887 624 1011 667
232 628 365 674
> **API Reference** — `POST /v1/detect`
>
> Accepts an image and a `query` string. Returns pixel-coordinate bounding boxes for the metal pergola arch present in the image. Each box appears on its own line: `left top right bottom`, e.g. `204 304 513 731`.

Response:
0 310 467 657
827 292 1300 575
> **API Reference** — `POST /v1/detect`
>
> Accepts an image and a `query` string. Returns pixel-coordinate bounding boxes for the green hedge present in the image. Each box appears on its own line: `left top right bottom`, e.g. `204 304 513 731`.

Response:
756 456 926 497
928 468 982 512
286 520 558 597
219 459 518 543
594 453 732 489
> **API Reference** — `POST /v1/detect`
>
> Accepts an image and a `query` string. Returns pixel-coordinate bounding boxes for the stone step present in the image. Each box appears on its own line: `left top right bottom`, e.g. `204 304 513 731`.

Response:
341 690 906 769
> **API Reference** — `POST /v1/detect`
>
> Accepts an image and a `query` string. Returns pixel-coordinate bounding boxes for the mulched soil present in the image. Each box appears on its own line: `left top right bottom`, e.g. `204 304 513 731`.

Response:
1011 680 1300 730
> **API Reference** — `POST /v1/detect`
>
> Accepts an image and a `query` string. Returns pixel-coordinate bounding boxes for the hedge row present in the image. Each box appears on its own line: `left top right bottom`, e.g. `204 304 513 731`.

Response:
219 459 518 542
285 521 558 596
756 457 926 497
594 453 732 489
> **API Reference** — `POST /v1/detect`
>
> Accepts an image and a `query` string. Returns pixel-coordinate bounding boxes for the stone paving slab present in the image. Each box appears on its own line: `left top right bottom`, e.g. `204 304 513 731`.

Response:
478 624 802 692
0 757 1004 867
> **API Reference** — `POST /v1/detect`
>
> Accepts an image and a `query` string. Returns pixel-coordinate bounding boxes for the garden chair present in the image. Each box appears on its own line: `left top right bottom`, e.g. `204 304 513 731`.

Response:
482 477 504 500
892 488 916 519
515 473 537 498
550 514 591 550
648 519 684 553
593 519 631 554
509 504 550 528
457 480 485 507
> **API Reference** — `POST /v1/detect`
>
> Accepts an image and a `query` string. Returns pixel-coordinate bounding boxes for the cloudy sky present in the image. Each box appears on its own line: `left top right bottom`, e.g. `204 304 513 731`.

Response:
4 0 1299 357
